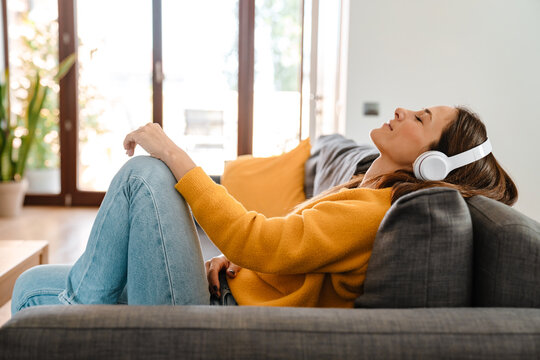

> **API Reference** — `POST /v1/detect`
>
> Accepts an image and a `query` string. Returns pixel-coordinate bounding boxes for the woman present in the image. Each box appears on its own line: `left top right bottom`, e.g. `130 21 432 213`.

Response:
11 106 517 313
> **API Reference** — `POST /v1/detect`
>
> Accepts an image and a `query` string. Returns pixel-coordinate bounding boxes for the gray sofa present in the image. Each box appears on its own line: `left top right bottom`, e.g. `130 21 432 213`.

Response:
1 136 539 359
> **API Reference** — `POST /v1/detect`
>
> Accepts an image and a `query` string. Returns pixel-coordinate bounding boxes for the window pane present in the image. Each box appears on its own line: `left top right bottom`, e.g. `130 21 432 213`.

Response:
8 0 61 194
162 0 239 175
76 0 153 191
253 0 302 156
314 0 342 136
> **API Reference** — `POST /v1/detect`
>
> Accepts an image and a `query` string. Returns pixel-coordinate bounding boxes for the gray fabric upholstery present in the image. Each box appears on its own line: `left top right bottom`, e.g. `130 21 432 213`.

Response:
355 187 473 308
466 195 540 307
304 134 378 198
2 305 539 360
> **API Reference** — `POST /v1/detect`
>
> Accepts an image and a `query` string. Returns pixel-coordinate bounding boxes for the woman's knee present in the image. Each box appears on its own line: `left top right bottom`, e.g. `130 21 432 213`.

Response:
124 156 169 174
122 156 176 185
11 265 71 315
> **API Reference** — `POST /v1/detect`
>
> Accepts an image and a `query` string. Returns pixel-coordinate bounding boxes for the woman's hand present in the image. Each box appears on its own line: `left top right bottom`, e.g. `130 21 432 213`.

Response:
123 122 196 180
205 254 242 298
123 122 176 161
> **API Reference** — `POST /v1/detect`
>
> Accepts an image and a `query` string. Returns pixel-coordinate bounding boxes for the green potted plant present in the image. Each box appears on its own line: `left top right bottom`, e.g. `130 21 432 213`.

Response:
0 54 75 217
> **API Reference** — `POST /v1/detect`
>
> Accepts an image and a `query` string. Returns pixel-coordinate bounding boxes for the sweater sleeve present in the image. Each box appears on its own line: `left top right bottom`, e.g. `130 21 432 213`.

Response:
175 167 390 275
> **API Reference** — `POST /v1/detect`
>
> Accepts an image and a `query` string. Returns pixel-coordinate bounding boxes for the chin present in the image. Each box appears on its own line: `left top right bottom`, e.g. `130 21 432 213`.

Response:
369 128 382 150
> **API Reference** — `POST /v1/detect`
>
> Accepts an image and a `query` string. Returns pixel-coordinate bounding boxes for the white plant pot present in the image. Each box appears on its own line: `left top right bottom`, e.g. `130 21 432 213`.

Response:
0 179 29 217
25 168 61 194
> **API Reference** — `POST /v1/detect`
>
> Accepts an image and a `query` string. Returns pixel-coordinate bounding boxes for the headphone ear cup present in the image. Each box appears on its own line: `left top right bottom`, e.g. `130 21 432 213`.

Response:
413 151 450 181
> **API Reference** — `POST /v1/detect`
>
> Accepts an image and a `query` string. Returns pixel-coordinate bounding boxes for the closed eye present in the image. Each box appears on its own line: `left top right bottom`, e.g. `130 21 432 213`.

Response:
415 115 423 123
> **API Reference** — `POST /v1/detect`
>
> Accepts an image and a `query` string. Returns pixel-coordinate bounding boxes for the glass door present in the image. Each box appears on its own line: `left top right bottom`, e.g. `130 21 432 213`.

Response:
7 0 61 194
308 0 344 139
76 0 153 191
252 0 303 156
7 0 314 205
161 0 239 176
314 0 342 136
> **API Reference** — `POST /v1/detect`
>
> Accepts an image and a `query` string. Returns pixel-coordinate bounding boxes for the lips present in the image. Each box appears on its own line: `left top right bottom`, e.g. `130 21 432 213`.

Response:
385 121 393 131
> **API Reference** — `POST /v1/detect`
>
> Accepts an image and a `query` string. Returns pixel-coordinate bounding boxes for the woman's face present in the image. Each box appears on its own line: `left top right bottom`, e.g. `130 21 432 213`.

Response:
370 106 458 171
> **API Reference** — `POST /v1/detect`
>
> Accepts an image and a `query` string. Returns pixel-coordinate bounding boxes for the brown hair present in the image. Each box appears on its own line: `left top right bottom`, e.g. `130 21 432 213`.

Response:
296 106 518 211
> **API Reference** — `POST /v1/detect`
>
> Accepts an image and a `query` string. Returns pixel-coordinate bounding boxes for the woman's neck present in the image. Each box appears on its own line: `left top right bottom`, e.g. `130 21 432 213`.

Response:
360 156 404 188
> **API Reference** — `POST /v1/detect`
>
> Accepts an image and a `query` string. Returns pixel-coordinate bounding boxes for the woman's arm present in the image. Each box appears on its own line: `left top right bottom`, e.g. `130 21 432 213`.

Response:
176 167 391 275
123 122 196 181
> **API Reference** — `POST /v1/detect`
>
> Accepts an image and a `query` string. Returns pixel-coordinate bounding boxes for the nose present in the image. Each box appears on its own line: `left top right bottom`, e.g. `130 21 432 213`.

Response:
394 108 405 120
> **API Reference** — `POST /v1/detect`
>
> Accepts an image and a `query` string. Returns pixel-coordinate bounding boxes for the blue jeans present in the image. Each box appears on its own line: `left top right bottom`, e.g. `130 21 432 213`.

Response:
11 156 210 315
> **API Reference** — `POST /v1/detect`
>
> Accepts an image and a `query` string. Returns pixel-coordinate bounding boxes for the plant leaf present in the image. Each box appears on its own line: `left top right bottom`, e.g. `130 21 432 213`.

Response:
0 71 9 180
15 77 49 178
1 133 14 181
53 53 76 82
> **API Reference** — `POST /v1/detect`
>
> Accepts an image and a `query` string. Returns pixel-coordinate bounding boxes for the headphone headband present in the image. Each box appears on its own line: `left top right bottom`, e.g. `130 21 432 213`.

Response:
447 138 492 170
413 138 492 181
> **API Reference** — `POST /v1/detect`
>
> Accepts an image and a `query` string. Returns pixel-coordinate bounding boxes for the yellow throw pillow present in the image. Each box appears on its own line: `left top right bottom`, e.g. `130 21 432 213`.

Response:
221 138 311 217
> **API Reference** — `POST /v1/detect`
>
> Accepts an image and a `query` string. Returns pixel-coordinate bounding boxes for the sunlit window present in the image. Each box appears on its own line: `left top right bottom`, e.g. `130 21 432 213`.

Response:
7 0 60 194
162 0 239 176
76 0 153 191
253 0 303 156
7 0 308 197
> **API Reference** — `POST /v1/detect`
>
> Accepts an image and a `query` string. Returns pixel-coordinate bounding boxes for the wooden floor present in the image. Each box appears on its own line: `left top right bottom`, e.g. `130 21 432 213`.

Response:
0 206 99 265
0 205 221 327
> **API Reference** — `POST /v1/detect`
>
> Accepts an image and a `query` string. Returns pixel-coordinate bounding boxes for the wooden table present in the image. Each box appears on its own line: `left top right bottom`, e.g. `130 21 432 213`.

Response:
0 240 49 307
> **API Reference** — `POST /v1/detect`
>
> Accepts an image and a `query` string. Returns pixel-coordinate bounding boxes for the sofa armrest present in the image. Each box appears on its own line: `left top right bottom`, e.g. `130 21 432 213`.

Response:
1 305 539 359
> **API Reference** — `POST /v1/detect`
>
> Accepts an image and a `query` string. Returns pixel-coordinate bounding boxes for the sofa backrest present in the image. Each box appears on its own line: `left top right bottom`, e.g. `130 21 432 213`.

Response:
304 135 540 309
354 187 540 309
466 196 540 307
355 187 474 308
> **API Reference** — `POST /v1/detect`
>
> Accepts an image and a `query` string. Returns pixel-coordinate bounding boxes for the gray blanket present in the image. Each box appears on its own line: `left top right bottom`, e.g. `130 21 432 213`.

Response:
304 134 379 198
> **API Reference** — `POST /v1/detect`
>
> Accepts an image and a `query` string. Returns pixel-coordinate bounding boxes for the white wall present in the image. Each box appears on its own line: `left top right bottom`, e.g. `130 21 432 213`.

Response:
344 0 540 221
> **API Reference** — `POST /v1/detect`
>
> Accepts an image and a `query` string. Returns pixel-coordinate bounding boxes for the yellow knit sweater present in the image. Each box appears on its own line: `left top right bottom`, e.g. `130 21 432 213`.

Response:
175 167 392 308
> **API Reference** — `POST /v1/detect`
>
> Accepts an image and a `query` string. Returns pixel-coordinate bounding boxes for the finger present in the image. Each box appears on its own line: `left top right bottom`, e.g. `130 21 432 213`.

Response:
206 256 229 296
123 131 136 149
226 263 242 278
226 268 235 278
205 258 224 283
123 133 137 156
204 260 210 276
207 262 221 297
205 260 214 286
215 258 230 297
126 143 136 157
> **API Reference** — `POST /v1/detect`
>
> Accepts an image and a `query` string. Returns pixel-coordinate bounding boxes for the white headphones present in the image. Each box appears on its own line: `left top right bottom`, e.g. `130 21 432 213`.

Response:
413 138 492 181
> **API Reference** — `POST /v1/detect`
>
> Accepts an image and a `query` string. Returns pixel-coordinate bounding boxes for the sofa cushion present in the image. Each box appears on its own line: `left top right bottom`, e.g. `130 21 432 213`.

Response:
3 306 539 360
221 138 311 217
466 195 540 307
355 187 473 308
304 134 378 198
